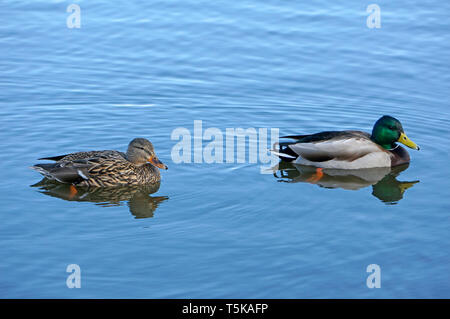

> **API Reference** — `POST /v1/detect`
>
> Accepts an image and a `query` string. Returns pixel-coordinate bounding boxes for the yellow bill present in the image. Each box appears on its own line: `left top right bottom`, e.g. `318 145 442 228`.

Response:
398 132 420 150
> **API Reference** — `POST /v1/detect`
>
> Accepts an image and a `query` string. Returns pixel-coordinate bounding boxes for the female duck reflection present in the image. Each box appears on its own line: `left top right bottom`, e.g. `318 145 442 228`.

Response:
31 180 168 218
273 163 418 204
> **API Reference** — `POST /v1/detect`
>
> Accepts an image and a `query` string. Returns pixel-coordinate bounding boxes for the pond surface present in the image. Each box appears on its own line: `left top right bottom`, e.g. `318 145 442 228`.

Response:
0 0 449 298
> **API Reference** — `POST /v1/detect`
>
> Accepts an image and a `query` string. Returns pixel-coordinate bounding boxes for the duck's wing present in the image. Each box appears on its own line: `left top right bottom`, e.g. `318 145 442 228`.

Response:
279 131 381 162
30 158 101 184
33 150 127 184
38 154 71 161
39 150 125 161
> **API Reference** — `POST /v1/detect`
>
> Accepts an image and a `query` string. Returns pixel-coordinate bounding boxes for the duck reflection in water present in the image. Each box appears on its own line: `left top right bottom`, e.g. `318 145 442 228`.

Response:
31 179 168 218
273 163 419 204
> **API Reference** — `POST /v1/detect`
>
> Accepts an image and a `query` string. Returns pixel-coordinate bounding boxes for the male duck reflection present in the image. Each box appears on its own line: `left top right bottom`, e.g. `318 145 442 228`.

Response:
31 180 168 218
273 115 420 169
31 138 168 187
274 162 419 204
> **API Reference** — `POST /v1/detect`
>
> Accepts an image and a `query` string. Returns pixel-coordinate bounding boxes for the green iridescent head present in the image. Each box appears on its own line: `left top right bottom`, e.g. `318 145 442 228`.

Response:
371 115 420 150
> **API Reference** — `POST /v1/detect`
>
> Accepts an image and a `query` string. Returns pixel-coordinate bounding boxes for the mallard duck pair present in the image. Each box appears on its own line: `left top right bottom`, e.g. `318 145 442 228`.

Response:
32 115 419 187
274 115 419 169
31 138 167 187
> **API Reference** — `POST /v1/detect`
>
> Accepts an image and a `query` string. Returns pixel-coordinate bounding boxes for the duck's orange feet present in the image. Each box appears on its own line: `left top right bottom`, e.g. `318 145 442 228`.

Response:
69 185 78 199
306 168 324 183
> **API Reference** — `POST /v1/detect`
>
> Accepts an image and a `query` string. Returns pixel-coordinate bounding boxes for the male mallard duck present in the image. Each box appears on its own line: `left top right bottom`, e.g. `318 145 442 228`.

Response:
274 115 419 169
31 138 168 187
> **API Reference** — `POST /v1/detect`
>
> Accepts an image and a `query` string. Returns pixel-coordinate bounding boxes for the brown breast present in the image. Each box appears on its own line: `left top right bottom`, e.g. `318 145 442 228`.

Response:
390 145 410 167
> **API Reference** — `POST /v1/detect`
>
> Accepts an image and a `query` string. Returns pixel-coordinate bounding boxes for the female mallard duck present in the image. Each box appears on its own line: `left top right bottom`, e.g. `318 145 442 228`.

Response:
275 115 419 169
31 138 168 187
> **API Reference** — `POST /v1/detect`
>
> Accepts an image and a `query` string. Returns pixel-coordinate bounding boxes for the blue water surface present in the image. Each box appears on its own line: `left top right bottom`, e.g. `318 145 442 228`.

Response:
0 0 449 298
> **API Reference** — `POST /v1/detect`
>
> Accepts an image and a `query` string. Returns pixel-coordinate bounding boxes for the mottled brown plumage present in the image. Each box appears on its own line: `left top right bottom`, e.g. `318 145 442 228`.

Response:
31 138 167 187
